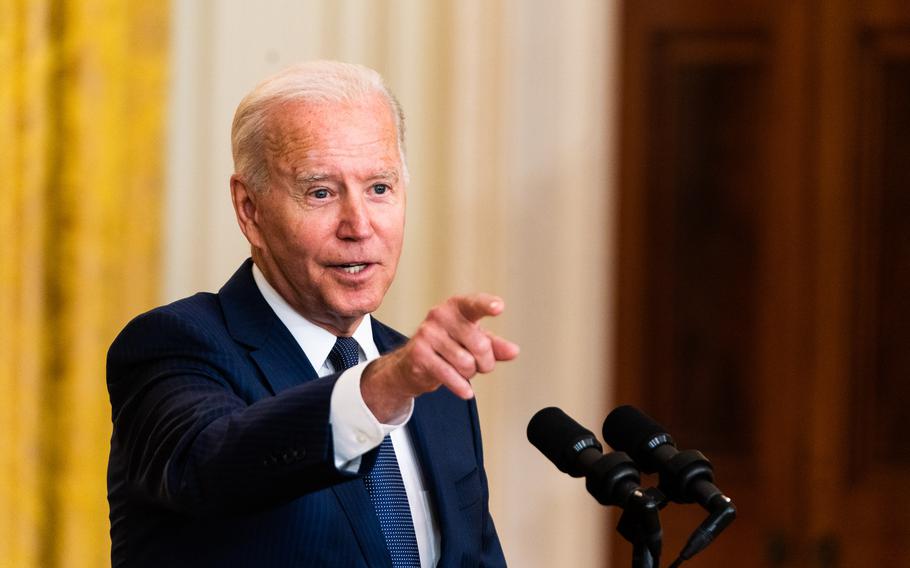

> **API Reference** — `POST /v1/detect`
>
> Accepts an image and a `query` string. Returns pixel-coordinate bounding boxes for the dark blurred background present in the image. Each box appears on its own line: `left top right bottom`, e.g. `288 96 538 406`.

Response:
613 1 910 566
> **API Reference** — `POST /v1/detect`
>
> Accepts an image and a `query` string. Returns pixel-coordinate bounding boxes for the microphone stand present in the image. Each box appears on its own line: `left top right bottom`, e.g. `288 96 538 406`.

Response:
581 450 665 568
615 487 666 568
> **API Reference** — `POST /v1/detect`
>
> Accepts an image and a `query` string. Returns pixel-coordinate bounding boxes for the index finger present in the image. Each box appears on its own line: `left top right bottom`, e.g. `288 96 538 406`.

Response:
455 293 505 323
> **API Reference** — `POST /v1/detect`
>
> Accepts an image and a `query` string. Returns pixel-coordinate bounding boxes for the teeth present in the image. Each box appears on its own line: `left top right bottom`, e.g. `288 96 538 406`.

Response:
341 264 367 274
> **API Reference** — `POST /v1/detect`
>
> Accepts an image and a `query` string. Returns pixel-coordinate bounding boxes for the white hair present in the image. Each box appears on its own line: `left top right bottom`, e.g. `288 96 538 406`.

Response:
231 60 407 191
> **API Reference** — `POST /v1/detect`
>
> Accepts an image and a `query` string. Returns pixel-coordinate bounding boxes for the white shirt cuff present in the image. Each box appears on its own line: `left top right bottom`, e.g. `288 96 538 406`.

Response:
329 361 414 473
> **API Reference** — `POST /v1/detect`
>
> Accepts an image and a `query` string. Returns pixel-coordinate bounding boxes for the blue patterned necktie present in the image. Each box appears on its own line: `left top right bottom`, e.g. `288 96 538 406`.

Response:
329 336 421 567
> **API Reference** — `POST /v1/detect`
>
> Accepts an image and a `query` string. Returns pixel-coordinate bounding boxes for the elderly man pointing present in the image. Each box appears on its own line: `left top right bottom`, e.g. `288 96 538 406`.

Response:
107 61 517 567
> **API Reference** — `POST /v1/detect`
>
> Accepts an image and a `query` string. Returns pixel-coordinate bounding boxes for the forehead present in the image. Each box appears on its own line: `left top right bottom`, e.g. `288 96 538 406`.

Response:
263 96 402 178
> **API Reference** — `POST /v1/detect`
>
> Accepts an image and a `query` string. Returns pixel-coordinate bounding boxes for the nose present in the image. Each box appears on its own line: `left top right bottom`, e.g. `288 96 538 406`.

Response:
337 191 373 240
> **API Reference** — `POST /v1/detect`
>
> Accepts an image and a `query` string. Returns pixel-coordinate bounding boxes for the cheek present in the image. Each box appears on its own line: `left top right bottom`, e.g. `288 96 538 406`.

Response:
379 208 406 248
284 220 333 259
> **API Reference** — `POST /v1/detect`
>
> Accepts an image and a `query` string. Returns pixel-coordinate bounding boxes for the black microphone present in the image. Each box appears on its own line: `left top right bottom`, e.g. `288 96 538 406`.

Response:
602 405 731 510
528 407 663 561
527 407 655 510
527 407 602 477
603 405 736 563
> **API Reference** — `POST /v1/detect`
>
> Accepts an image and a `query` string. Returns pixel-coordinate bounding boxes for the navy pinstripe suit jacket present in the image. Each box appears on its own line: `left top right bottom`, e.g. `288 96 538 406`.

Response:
107 260 506 567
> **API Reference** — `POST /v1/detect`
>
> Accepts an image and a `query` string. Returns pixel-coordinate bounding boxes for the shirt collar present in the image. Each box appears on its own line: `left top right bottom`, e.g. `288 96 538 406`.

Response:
251 263 378 373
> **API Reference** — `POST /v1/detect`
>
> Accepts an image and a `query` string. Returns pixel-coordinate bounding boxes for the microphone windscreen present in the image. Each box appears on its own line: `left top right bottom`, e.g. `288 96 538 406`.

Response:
527 407 601 477
602 405 672 467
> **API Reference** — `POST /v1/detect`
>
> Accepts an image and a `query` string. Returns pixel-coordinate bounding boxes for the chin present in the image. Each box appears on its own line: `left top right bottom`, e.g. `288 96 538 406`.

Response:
332 295 382 320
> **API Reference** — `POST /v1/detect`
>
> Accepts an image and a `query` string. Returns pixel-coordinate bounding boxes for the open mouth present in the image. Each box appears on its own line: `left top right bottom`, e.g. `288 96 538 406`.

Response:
333 263 370 274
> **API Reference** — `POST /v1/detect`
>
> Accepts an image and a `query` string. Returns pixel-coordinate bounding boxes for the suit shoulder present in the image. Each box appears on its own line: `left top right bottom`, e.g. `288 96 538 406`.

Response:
109 292 227 356
147 292 222 323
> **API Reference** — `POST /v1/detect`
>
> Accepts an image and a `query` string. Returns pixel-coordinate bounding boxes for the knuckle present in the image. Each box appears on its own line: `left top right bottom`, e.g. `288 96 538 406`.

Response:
411 340 431 360
468 334 492 355
416 320 431 335
427 305 446 322
415 321 438 342
456 357 476 378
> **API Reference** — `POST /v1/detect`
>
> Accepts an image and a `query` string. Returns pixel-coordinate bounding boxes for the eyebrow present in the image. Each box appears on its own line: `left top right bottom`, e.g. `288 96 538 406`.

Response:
296 172 330 184
295 169 400 185
371 170 400 183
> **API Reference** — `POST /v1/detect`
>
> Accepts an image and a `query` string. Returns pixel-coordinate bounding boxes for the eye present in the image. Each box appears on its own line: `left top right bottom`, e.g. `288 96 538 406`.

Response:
311 188 330 199
372 183 390 195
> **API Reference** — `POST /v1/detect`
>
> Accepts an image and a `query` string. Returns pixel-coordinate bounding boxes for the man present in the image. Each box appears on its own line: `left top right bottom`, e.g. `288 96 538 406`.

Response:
107 61 518 567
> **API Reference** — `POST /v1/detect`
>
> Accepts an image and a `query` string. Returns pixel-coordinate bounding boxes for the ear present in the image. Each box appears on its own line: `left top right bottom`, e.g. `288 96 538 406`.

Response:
231 175 265 248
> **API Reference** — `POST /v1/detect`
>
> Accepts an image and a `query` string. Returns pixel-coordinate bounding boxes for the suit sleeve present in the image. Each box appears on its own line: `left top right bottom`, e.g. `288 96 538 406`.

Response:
107 308 372 515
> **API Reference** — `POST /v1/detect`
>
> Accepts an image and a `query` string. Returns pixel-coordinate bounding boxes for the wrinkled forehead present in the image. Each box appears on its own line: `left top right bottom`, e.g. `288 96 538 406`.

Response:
261 96 400 167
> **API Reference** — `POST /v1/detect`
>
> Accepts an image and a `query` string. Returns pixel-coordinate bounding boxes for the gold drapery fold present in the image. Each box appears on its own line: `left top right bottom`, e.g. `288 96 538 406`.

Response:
0 2 50 566
0 1 168 565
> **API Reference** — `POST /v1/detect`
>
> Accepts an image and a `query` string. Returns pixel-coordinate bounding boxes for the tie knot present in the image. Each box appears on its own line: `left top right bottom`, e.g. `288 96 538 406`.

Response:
330 336 360 371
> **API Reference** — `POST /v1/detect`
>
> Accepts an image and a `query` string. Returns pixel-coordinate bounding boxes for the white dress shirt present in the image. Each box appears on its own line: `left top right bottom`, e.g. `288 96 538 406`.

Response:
252 266 440 567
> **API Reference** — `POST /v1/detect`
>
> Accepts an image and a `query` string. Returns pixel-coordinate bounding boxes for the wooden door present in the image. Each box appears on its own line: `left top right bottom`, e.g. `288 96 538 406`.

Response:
810 1 910 566
614 0 910 566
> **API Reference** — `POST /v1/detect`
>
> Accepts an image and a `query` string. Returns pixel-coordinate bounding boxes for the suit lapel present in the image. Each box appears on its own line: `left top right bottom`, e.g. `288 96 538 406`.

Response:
370 317 408 354
218 259 318 394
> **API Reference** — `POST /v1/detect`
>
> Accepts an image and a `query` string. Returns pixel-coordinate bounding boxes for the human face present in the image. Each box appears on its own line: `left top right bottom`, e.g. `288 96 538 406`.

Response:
232 95 406 336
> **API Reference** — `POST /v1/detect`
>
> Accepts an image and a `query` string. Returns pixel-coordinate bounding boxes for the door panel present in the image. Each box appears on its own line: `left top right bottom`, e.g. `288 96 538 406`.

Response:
615 0 910 566
616 2 808 566
814 7 910 566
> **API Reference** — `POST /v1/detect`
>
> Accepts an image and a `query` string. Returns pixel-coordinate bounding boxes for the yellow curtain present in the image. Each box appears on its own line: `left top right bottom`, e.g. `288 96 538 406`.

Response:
0 1 167 566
